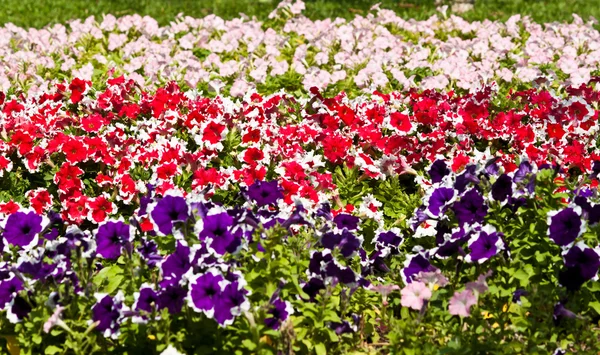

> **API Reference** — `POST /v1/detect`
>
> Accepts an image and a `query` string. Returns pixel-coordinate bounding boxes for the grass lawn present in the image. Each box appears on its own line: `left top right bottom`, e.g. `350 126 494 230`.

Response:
0 0 599 28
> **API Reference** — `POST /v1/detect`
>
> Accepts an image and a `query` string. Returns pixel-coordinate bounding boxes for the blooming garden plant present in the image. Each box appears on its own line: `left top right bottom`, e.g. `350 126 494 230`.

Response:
2 0 600 354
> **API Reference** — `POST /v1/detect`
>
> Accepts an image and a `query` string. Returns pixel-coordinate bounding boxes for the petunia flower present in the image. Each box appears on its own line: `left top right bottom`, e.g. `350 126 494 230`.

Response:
547 206 585 247
91 292 126 338
150 195 189 236
247 180 283 207
213 281 250 326
400 281 431 310
465 225 505 263
448 289 478 317
95 220 132 259
188 270 224 318
264 298 294 330
558 242 600 291
2 210 47 249
452 188 488 226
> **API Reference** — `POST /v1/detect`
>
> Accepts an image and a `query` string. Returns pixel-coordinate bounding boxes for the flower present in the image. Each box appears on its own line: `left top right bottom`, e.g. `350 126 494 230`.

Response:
428 159 450 183
264 298 293 330
0 277 24 309
95 220 132 259
415 270 449 289
2 210 46 249
400 281 431 310
91 292 125 338
333 213 360 230
452 188 488 226
247 180 283 207
558 242 600 290
547 207 585 247
188 270 224 318
213 282 249 326
402 252 437 283
158 285 187 315
43 306 68 333
426 187 456 217
198 212 239 255
491 174 513 202
160 242 191 287
150 195 189 236
465 225 505 263
448 289 478 317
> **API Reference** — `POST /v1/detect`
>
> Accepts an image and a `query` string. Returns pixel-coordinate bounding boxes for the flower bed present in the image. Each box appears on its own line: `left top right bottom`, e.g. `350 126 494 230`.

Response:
2 1 600 354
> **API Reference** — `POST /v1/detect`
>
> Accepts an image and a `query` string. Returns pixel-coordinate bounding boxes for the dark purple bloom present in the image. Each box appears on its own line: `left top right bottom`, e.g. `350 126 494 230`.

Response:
95 221 131 259
514 161 533 183
559 243 600 291
402 253 436 283
150 195 189 235
375 230 403 250
484 159 500 176
0 277 23 309
188 271 224 316
321 230 361 258
160 242 191 287
512 289 528 303
454 165 479 193
553 302 577 325
315 203 333 221
247 181 283 207
199 212 239 255
435 227 468 258
302 278 325 300
282 204 311 229
3 211 44 249
325 261 357 285
7 295 32 322
429 160 450 183
491 174 513 202
452 188 488 225
309 251 333 277
411 206 429 230
137 238 161 268
158 285 187 314
466 225 505 263
214 282 249 326
588 204 600 225
92 293 123 336
547 207 584 247
264 298 292 330
134 287 158 313
333 214 360 231
427 187 456 216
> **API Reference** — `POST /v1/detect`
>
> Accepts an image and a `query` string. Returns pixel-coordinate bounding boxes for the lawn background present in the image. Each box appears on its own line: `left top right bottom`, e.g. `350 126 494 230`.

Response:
0 0 599 29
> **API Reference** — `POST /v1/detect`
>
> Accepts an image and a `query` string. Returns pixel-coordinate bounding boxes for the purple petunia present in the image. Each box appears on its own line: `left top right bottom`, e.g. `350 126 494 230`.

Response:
150 194 189 236
0 276 23 310
452 188 488 226
198 211 240 255
491 174 513 202
160 242 191 287
2 210 47 249
91 292 126 338
188 270 224 318
95 220 132 259
402 252 437 284
429 160 450 184
333 213 360 231
426 187 456 217
547 207 585 247
320 229 362 258
559 242 600 291
264 297 293 330
213 281 250 326
158 285 187 315
465 225 505 263
247 180 283 207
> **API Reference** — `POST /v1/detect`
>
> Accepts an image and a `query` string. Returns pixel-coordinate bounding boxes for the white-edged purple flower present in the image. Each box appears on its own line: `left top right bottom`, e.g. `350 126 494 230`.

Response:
95 220 132 259
160 241 191 287
197 212 239 255
6 295 32 323
402 251 437 284
426 187 456 217
465 225 505 264
547 206 585 247
452 188 488 225
264 297 294 330
133 285 159 314
558 242 600 291
333 213 360 231
454 165 480 193
213 281 250 326
0 276 23 310
320 229 362 258
188 270 225 318
373 229 403 251
2 210 48 250
428 159 450 184
91 292 126 338
150 194 189 236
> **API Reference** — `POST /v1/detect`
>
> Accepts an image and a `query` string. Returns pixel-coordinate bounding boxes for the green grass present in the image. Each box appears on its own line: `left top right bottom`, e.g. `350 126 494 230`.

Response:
0 0 599 29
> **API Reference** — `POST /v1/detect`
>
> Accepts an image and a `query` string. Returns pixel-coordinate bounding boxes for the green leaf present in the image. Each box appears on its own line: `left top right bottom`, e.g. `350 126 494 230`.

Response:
45 345 62 355
314 343 327 355
105 274 125 294
589 301 600 315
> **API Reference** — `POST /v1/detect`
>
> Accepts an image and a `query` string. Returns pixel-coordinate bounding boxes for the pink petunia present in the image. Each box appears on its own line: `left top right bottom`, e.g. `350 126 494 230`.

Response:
448 289 478 317
400 281 432 311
